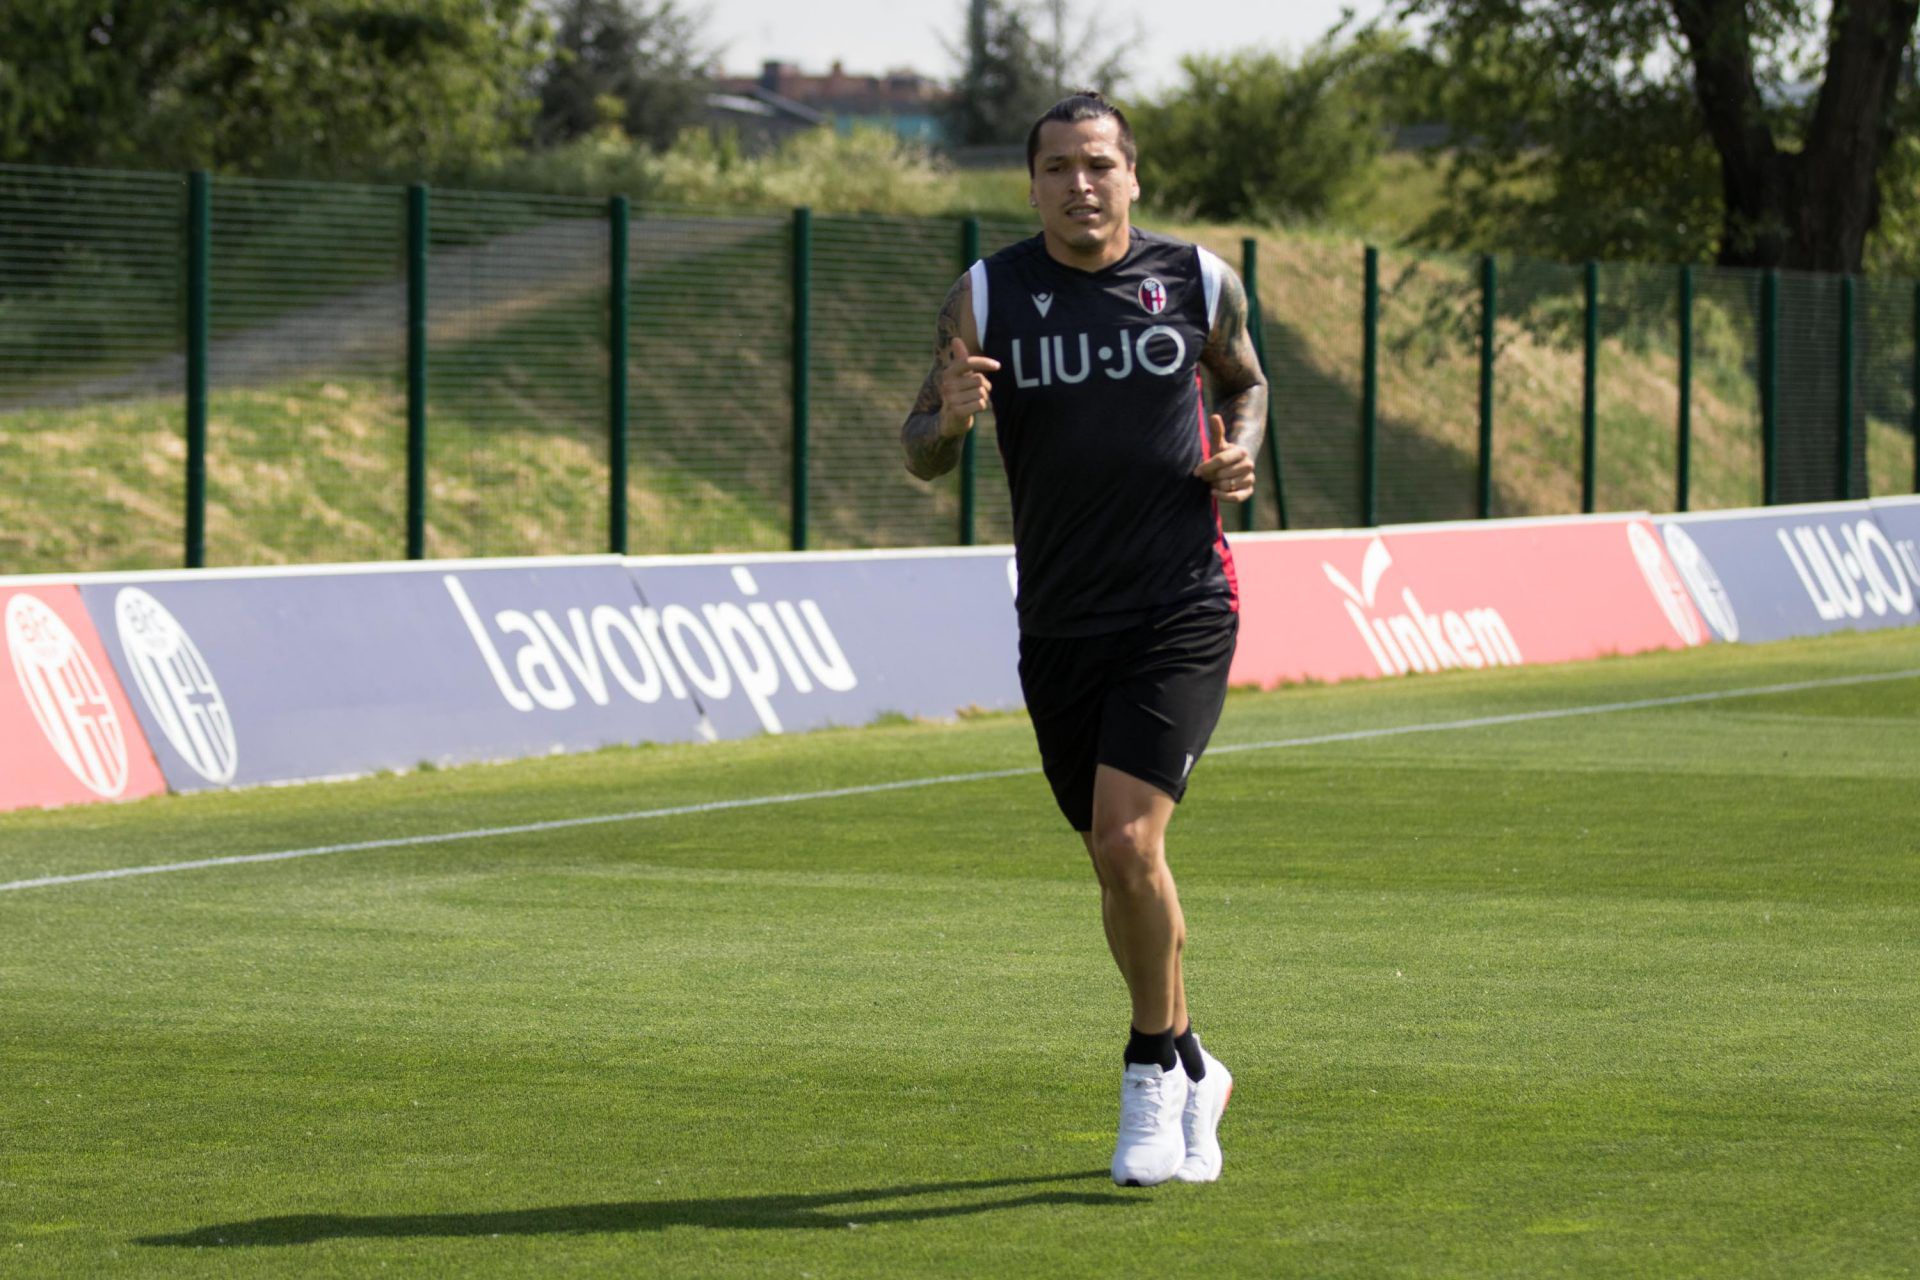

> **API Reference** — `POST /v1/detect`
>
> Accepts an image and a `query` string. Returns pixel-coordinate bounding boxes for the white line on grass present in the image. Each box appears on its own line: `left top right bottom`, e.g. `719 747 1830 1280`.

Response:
1210 666 1920 754
4 667 1916 896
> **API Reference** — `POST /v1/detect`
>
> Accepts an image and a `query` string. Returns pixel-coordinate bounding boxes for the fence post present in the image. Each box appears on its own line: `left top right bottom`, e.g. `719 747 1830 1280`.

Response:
959 216 980 546
1838 274 1855 501
406 183 429 560
1762 269 1779 505
609 195 630 554
1239 235 1279 532
185 171 209 569
1678 265 1693 513
1582 261 1598 513
1362 245 1379 527
1478 254 1497 519
790 207 812 551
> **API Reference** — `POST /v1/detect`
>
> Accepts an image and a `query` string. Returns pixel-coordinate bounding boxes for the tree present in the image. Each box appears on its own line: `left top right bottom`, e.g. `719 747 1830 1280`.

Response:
1389 2 1920 505
0 0 194 165
946 0 1134 147
1386 19 1726 264
1385 0 1920 274
1031 0 1137 101
532 0 708 150
0 0 546 177
1132 39 1396 224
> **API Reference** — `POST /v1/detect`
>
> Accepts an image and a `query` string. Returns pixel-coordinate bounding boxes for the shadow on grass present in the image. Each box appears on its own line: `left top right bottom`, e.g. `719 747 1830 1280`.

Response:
136 1170 1126 1247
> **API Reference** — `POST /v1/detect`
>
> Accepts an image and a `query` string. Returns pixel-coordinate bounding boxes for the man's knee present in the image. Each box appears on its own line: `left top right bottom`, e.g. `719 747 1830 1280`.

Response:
1089 819 1166 892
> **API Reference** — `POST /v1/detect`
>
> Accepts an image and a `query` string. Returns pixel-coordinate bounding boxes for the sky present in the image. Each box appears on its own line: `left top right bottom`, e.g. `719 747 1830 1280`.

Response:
704 0 1395 95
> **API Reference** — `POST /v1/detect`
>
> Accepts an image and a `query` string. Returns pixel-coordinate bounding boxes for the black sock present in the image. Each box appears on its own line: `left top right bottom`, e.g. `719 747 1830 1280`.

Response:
1124 1025 1177 1073
1173 1023 1207 1082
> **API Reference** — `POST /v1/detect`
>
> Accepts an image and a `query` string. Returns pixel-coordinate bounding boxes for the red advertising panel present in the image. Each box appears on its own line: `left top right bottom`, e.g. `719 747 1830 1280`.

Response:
0 584 167 812
1228 529 1391 686
1230 517 1708 688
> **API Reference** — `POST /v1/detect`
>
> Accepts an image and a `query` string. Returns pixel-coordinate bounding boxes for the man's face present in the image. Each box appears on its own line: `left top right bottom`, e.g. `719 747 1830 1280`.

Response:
1029 116 1139 255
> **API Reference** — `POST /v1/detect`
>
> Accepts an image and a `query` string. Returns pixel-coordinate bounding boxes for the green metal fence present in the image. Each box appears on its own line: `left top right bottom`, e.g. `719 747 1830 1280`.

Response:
2 161 1917 574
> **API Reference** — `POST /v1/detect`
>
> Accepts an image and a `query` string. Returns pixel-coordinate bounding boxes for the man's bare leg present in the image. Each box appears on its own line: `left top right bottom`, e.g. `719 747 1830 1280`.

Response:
1083 763 1186 1034
1088 763 1198 1186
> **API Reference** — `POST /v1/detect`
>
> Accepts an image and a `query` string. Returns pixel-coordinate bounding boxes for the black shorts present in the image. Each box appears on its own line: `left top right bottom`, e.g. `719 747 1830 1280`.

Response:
1016 600 1239 832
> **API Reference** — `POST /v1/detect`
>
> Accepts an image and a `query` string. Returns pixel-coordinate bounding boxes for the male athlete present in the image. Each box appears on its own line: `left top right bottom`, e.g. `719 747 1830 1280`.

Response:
900 92 1268 1187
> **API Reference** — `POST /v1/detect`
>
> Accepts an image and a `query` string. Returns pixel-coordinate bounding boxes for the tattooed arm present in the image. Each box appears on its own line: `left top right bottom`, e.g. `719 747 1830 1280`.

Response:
1193 265 1269 503
902 271 1000 481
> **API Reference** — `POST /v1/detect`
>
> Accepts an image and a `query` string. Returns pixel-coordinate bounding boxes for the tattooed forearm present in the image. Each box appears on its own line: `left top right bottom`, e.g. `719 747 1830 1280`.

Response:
902 273 973 481
1198 268 1269 466
902 383 964 481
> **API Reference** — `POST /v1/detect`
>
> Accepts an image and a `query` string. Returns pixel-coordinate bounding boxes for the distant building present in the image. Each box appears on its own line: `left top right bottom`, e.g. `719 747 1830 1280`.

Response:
713 61 954 147
700 87 828 152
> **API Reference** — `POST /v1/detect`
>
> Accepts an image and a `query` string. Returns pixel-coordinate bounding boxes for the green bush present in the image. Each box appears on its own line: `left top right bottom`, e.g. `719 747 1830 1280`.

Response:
1132 40 1392 224
451 123 1033 216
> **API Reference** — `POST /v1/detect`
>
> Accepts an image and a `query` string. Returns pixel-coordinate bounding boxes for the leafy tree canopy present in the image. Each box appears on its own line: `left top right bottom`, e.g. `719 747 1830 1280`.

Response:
1380 0 1920 271
946 0 1135 147
1132 35 1400 224
0 0 547 178
532 0 709 151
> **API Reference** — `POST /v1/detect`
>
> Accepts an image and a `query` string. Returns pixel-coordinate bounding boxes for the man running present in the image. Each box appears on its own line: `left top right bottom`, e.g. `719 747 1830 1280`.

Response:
900 91 1268 1186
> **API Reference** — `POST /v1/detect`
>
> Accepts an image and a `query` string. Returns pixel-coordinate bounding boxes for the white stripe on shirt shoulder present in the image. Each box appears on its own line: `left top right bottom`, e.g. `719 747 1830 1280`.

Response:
1197 247 1228 330
969 259 989 347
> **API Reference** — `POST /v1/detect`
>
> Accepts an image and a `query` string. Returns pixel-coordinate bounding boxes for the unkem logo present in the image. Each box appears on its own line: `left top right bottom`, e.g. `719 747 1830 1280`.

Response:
5 593 129 797
1323 539 1522 676
115 587 238 784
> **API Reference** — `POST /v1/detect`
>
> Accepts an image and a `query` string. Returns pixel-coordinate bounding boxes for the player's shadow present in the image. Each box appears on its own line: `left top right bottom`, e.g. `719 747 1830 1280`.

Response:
136 1170 1126 1247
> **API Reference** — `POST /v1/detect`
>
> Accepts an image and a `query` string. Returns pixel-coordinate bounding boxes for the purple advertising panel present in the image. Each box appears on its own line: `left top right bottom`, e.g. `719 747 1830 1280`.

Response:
1869 497 1920 593
76 560 713 792
626 549 1024 738
1655 502 1919 644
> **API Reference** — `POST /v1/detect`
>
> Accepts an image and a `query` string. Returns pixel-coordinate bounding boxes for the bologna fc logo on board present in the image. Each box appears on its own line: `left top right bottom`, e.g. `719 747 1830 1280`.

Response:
1660 523 1738 642
6 593 130 797
1627 521 1706 647
115 587 238 784
1138 277 1167 314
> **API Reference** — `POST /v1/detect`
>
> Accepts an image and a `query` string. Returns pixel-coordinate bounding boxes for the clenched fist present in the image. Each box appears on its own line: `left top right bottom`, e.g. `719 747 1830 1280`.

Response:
938 338 1002 438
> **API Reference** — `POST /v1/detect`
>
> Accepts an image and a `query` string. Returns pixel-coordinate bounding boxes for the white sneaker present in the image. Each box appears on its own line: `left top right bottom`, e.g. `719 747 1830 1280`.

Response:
1173 1048 1233 1183
1111 1060 1190 1186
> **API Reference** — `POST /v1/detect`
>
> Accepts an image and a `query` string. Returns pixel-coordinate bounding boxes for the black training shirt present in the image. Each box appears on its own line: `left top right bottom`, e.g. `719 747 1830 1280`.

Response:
973 227 1239 637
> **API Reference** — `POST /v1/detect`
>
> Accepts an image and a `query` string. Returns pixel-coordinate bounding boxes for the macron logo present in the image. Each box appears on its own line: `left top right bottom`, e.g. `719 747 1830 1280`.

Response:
1032 292 1053 317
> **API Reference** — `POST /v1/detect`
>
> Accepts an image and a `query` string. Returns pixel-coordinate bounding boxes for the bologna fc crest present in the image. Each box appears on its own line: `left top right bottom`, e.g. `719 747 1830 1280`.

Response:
1138 277 1167 314
6 593 130 797
115 587 238 784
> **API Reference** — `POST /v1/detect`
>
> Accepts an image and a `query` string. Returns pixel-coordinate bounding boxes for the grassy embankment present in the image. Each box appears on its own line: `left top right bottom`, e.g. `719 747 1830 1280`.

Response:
3 159 1913 573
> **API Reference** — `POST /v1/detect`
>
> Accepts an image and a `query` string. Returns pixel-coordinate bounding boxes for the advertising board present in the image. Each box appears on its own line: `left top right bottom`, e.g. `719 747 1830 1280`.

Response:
10 496 1904 814
75 560 712 793
626 549 1024 739
1228 516 1707 688
32 548 1027 799
1868 497 1920 599
1656 502 1918 643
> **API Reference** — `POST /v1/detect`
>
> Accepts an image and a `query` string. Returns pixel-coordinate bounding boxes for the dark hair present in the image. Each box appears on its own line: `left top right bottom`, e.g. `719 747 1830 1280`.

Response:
1025 90 1136 174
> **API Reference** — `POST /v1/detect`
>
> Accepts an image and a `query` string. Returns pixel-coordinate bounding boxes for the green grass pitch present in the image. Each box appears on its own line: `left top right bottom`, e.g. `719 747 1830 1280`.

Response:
3 630 1917 1277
